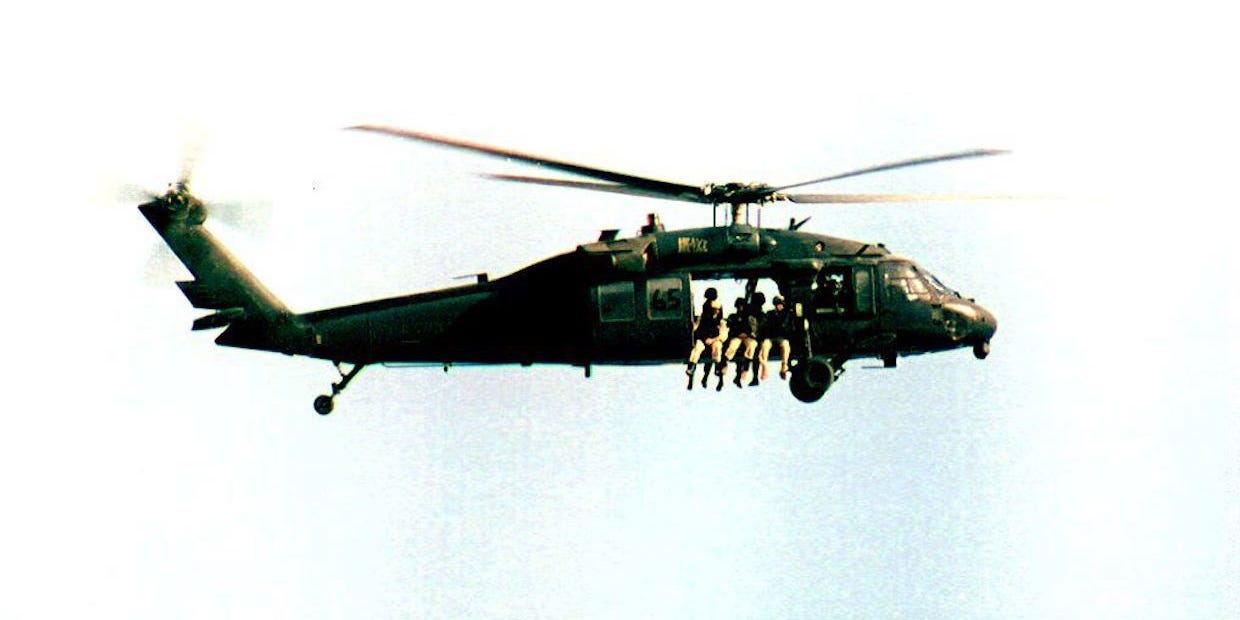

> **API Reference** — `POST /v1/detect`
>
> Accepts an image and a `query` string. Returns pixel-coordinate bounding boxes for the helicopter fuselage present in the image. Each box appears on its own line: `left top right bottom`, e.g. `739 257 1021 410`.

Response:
145 189 994 407
282 223 996 377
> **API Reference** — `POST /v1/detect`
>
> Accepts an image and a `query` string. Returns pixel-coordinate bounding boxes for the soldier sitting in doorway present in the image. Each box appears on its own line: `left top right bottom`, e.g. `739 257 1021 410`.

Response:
760 295 795 380
742 292 766 386
685 296 726 390
719 296 761 390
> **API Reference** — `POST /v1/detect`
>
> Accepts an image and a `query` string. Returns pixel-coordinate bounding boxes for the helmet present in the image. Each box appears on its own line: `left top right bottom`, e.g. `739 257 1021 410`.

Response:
704 287 718 300
773 295 785 305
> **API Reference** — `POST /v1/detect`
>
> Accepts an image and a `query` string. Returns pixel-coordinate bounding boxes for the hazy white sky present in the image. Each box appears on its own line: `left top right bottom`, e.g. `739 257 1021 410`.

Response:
3 1 1236 618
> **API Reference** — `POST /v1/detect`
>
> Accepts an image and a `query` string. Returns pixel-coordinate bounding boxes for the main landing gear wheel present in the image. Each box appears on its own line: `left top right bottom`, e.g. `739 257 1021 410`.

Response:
789 356 837 403
313 362 366 415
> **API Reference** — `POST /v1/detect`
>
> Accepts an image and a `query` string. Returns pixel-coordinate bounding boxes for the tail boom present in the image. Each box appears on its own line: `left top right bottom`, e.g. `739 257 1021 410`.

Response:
140 194 306 354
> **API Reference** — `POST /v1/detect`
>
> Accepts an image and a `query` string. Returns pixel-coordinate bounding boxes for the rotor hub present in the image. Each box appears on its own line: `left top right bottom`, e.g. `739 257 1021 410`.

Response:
702 182 777 205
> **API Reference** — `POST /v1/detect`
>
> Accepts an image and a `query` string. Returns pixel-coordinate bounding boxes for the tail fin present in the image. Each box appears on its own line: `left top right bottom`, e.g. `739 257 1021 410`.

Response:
139 189 304 354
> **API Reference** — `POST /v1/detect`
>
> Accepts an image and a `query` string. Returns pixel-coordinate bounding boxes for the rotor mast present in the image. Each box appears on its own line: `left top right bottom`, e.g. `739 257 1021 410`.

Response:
709 201 751 227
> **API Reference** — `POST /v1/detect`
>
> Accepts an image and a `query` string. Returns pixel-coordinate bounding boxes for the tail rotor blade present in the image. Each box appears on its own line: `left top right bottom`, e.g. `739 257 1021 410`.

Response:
115 182 161 204
177 128 206 189
207 199 274 233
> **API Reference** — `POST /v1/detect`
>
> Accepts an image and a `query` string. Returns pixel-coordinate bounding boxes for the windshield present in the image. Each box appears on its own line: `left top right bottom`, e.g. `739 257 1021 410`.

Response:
881 261 957 301
923 271 957 298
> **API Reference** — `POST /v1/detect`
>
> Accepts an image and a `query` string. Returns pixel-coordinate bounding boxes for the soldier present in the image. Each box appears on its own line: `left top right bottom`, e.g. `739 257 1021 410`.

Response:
684 299 726 390
743 292 766 386
814 271 842 314
760 295 795 380
698 287 719 318
720 297 760 389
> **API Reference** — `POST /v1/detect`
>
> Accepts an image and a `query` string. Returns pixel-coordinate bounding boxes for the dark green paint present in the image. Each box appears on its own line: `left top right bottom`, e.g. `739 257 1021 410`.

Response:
140 191 995 409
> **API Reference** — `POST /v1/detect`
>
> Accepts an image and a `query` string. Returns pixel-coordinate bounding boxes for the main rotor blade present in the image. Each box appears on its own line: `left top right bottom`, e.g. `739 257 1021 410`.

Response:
774 149 1008 192
350 125 709 203
482 174 709 203
784 192 1019 204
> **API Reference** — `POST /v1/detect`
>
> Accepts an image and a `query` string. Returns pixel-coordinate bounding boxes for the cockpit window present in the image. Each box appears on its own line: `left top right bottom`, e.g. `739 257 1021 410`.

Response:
881 261 946 302
885 262 918 280
923 272 957 298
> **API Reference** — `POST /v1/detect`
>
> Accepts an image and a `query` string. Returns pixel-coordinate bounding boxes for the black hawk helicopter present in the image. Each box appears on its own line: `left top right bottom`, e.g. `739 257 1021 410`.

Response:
139 126 1000 414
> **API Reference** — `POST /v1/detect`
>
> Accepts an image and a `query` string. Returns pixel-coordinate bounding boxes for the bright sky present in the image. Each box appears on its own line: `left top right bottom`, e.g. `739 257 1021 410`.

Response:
3 2 1237 618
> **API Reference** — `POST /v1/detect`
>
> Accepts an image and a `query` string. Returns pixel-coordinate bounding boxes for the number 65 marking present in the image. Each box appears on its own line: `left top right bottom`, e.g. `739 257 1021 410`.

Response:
650 287 683 312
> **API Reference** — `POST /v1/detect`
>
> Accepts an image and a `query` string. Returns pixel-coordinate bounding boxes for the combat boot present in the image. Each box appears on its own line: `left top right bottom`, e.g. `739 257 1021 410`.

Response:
700 361 714 388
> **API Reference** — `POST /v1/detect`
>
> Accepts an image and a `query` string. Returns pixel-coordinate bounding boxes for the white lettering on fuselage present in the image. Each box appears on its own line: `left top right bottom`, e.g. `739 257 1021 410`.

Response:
677 237 709 254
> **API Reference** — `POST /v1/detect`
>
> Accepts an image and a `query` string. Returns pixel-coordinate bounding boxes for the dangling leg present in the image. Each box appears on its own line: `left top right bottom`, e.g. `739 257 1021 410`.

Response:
759 339 773 381
746 337 760 386
703 339 721 388
687 339 705 368
778 339 791 380
719 337 741 391
685 340 705 390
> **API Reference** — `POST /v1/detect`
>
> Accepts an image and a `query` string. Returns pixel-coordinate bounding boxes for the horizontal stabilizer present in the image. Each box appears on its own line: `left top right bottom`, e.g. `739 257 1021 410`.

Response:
177 280 245 310
192 307 247 331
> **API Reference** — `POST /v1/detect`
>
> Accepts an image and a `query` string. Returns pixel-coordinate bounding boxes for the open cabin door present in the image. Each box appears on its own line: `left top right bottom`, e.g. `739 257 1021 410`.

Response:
807 264 880 352
812 264 877 318
590 275 692 363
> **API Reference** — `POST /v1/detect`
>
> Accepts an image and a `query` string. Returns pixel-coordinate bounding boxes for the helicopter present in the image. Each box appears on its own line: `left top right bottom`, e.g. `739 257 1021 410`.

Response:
138 125 1001 415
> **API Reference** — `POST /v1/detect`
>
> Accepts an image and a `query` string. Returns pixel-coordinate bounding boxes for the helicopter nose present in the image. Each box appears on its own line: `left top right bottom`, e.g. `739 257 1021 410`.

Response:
971 304 997 359
942 300 997 357
974 304 997 341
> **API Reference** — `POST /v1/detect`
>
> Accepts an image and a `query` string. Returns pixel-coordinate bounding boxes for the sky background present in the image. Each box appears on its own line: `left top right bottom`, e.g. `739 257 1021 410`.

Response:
3 1 1237 618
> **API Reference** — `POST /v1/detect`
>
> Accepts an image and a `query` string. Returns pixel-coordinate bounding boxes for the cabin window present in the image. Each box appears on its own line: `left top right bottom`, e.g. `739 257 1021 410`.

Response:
854 267 875 314
598 281 636 322
647 277 685 320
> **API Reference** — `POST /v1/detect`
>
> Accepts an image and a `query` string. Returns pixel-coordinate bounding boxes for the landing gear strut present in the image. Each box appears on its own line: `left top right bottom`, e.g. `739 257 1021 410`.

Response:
314 361 366 415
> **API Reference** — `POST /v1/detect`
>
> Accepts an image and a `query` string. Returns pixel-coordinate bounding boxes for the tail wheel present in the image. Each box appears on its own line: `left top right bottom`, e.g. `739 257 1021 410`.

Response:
313 395 334 415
